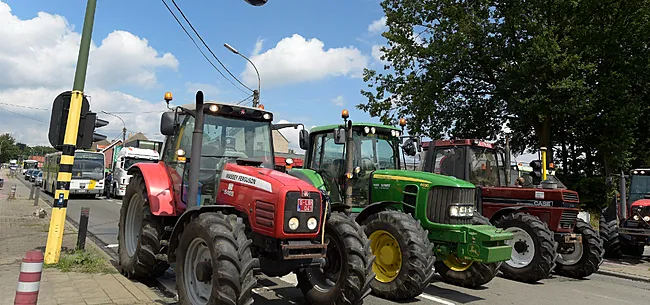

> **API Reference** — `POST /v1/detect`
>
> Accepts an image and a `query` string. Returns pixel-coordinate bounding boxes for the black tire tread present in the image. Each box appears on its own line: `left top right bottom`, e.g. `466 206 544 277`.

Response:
118 173 168 279
176 212 255 305
297 211 374 305
434 214 500 288
493 212 557 283
363 210 436 300
554 218 603 278
599 217 623 259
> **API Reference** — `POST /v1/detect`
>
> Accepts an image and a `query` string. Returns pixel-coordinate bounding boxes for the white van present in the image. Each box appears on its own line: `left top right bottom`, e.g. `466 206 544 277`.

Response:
110 147 160 197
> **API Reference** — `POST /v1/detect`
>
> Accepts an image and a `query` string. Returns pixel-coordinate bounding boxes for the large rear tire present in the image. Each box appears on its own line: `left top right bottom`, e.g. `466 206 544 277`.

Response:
494 212 557 283
176 212 255 305
297 211 374 305
118 172 168 279
362 211 435 300
435 214 500 288
599 217 623 259
554 219 603 278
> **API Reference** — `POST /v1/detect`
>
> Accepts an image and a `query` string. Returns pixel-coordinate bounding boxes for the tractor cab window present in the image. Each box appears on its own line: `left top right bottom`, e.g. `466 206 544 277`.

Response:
468 147 500 186
629 175 650 204
310 132 346 204
356 132 398 171
432 147 466 180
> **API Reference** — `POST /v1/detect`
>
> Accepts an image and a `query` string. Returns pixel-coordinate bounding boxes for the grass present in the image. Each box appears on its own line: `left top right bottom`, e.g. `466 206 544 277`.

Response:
45 248 117 274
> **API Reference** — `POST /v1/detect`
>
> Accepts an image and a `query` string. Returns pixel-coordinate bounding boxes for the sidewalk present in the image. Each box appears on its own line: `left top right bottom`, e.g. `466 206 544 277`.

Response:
0 171 175 305
599 252 650 282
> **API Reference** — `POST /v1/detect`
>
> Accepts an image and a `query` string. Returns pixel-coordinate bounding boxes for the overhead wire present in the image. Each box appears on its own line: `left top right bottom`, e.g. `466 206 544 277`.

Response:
160 0 251 96
0 106 48 124
169 0 254 92
236 94 254 105
0 102 49 111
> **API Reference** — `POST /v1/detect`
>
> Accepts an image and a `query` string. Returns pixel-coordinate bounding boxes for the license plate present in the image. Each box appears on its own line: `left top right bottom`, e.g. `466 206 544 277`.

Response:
88 180 96 190
297 199 313 212
77 189 87 193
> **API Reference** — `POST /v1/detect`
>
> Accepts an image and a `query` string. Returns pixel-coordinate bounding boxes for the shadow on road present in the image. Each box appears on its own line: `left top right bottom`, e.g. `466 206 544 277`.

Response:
423 278 485 304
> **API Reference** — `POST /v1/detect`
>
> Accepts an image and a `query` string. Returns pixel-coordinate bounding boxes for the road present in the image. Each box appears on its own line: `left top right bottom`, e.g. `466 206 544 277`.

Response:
18 176 650 305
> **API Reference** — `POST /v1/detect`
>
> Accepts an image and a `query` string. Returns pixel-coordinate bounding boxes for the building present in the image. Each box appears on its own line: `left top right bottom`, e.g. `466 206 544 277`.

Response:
272 130 289 153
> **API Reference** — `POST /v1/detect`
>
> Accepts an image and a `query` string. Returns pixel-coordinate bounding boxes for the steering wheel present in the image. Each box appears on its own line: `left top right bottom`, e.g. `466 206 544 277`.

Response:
360 157 375 171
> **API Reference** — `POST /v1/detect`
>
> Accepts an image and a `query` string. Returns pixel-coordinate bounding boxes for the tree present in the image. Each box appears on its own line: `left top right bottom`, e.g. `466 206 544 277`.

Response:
0 133 21 163
360 0 650 175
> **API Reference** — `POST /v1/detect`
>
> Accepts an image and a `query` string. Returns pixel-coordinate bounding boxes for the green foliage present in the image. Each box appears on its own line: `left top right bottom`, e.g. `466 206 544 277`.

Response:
572 177 607 214
360 0 650 176
0 133 56 163
45 249 116 274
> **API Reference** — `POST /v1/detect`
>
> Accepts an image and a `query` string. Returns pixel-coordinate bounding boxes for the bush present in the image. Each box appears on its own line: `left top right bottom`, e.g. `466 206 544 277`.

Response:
572 177 608 214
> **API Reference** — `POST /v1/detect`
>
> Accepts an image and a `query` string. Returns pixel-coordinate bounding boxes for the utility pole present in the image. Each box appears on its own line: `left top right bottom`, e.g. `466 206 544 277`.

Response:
44 0 97 264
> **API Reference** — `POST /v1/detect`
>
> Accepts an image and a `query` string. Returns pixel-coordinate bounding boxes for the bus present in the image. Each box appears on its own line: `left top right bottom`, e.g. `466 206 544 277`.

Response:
22 160 38 174
43 150 106 197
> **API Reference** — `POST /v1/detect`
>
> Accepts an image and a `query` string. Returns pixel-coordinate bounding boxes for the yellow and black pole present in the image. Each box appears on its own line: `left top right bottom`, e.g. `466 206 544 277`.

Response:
540 146 548 181
44 0 97 264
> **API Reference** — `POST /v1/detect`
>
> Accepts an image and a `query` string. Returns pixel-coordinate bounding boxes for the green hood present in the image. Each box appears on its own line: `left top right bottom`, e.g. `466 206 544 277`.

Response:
372 169 475 188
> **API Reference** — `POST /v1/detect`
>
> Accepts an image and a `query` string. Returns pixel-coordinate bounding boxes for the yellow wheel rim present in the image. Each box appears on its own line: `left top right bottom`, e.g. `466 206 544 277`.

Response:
369 230 402 283
443 255 473 272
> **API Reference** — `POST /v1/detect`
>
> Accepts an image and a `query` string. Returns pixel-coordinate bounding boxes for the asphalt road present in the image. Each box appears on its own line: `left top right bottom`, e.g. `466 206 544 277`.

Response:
18 175 650 305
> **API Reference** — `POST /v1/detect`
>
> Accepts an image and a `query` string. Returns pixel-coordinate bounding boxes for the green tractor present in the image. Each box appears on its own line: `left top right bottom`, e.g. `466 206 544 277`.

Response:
284 111 514 300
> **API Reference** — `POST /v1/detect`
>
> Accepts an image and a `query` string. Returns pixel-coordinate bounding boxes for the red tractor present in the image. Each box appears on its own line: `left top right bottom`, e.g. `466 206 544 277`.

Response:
418 139 603 283
117 91 374 305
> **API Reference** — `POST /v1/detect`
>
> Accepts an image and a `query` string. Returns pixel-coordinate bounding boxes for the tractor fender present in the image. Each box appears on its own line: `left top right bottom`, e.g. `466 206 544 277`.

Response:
489 206 527 224
354 201 403 225
128 163 176 216
167 205 241 262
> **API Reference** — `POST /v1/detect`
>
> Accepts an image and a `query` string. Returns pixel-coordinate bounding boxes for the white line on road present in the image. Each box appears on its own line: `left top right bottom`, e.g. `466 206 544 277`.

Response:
420 293 456 305
106 244 119 248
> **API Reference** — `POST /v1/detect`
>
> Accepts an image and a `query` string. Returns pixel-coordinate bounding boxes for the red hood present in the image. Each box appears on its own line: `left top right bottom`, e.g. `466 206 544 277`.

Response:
631 199 650 208
222 163 318 193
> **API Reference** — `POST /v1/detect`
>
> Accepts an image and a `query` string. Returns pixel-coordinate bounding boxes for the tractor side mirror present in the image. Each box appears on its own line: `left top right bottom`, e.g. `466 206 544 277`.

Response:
299 129 309 150
334 128 346 145
402 138 417 156
605 176 613 187
160 112 176 136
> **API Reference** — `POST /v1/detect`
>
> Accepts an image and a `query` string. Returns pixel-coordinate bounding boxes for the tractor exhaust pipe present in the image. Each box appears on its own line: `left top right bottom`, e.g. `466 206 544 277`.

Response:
505 135 511 185
187 91 205 209
620 170 627 219
344 120 353 213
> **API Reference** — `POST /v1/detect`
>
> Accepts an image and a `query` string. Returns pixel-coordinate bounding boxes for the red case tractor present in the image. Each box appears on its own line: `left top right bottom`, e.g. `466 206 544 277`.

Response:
117 91 374 305
418 139 603 283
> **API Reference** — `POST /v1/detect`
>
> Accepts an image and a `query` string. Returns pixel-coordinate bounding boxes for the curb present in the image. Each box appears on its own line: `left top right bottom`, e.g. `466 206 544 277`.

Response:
596 269 650 283
11 174 119 270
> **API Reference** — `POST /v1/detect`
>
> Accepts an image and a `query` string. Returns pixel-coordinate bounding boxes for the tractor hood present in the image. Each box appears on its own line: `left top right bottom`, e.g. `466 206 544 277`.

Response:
630 198 650 208
222 163 318 193
371 169 475 189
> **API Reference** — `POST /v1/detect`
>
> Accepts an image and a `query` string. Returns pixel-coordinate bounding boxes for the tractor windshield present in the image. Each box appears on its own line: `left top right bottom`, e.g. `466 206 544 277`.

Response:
629 175 650 204
357 131 399 171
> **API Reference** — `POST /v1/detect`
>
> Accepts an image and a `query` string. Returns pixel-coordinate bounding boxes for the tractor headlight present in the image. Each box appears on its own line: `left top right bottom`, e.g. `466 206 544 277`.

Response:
370 127 376 134
449 205 474 218
307 217 318 230
364 126 370 134
288 217 300 230
643 216 650 222
633 215 640 220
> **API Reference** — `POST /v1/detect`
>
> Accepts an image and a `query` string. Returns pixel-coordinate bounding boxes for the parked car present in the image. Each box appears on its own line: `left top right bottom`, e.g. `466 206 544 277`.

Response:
24 169 35 179
35 172 43 186
29 170 41 182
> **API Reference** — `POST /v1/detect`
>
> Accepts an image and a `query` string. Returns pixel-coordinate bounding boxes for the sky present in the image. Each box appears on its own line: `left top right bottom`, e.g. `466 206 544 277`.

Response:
0 0 536 162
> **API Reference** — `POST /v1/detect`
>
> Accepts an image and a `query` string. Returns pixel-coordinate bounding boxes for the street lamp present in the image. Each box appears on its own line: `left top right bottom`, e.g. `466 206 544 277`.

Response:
244 0 268 6
224 43 261 107
101 110 126 145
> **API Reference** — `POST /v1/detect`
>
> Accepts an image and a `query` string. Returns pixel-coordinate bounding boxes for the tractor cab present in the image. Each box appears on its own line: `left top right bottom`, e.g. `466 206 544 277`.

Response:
421 139 509 187
161 96 275 207
628 169 650 223
303 122 403 207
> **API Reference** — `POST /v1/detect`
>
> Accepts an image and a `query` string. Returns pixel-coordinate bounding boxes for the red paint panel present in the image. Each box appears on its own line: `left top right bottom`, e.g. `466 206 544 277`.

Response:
133 162 176 216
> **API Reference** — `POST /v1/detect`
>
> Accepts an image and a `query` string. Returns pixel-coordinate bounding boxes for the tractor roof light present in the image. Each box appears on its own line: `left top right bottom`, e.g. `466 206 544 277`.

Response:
258 104 265 109
342 109 349 119
364 126 370 134
164 92 173 102
263 113 271 120
370 127 376 134
399 118 407 127
208 104 219 112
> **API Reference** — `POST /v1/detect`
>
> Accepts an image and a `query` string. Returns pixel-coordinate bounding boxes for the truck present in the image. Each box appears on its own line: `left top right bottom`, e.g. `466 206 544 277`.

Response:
419 139 603 282
118 91 374 305
109 147 160 198
286 112 513 300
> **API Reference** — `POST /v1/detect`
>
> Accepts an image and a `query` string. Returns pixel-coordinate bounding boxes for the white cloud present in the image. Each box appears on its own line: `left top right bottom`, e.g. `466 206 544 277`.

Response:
276 119 316 153
331 95 345 106
186 82 220 97
241 34 368 88
371 44 390 66
252 38 265 56
0 1 177 146
368 17 387 35
0 1 177 90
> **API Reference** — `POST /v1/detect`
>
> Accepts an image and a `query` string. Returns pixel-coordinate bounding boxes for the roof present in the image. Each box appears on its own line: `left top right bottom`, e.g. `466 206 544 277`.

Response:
178 101 273 114
272 130 289 142
125 132 148 143
310 122 400 134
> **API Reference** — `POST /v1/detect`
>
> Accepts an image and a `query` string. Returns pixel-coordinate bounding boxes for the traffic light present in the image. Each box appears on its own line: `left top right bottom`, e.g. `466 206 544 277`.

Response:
48 91 90 150
77 112 109 149
529 160 543 185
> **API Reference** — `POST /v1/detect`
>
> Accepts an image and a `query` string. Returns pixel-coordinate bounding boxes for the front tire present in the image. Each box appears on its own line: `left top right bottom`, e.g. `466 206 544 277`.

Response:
176 212 255 305
554 219 603 278
599 217 622 259
362 211 435 300
297 211 374 305
118 173 168 279
494 212 557 283
434 214 500 288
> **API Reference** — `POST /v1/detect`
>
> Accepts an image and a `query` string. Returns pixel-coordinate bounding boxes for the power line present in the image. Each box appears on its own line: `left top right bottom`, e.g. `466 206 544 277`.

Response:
0 106 48 124
161 0 251 95
0 102 49 111
236 95 253 105
169 0 254 92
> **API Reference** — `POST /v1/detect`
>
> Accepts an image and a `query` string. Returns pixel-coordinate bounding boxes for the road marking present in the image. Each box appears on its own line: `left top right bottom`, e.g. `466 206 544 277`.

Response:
106 244 119 248
420 293 456 305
